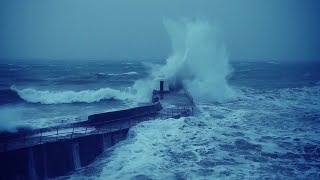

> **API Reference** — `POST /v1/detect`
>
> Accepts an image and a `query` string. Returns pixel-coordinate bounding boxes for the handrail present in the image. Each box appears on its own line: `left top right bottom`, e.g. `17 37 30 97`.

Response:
1 105 191 142
183 88 194 107
0 101 163 141
0 86 195 152
1 90 196 141
0 105 193 152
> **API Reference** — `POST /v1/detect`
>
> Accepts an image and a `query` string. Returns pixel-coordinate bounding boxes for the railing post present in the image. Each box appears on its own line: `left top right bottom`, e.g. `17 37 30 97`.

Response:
71 128 75 138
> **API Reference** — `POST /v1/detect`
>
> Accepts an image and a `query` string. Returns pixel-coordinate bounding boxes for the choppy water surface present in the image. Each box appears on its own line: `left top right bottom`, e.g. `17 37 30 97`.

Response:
0 60 319 179
63 62 320 179
0 60 147 129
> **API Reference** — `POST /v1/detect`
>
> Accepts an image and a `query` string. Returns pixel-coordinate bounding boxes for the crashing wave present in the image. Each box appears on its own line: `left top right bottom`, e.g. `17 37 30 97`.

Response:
133 19 235 103
10 86 137 104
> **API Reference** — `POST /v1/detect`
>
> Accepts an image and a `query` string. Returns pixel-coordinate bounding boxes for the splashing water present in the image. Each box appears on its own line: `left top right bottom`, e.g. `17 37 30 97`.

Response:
134 19 235 103
11 86 137 104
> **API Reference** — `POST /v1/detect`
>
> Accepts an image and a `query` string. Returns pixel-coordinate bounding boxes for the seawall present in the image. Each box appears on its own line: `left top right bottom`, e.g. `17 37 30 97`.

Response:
0 89 194 179
0 128 129 179
0 102 165 179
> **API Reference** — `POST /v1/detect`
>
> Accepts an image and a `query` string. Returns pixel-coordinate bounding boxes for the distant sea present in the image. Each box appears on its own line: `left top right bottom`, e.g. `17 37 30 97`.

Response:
0 60 319 179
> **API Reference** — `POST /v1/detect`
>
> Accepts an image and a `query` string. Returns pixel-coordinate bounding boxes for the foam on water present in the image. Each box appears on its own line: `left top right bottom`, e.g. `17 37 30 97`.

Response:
64 20 320 179
108 72 139 76
11 86 139 104
69 84 320 179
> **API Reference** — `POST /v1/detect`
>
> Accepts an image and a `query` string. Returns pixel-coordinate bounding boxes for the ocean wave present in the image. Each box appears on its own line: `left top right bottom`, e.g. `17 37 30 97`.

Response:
237 84 320 112
108 72 139 76
10 86 137 104
267 61 280 65
122 62 134 65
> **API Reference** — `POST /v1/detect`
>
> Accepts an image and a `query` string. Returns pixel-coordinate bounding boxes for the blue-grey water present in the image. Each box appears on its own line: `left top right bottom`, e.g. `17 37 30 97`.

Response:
0 60 147 129
0 60 319 179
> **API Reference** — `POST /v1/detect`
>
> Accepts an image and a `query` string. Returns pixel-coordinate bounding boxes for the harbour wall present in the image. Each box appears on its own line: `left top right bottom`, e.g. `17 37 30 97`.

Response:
0 102 163 179
0 128 129 179
88 101 162 123
0 95 193 179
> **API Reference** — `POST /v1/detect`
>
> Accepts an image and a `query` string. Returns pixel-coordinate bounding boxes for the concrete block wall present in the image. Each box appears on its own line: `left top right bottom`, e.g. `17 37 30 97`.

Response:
0 128 129 179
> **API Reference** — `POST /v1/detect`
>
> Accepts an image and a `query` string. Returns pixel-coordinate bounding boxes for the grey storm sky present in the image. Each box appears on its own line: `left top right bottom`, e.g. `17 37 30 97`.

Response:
0 0 319 61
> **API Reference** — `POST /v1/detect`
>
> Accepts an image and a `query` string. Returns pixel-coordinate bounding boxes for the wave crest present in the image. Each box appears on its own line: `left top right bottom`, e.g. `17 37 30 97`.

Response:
11 86 136 104
108 72 139 76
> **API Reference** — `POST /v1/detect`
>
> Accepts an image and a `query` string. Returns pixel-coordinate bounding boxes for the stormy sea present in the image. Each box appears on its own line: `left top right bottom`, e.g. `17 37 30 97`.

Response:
1 20 319 179
1 59 319 179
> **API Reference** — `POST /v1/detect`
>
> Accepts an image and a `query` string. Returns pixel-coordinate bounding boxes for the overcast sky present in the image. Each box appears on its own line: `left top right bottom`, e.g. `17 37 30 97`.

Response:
0 0 319 61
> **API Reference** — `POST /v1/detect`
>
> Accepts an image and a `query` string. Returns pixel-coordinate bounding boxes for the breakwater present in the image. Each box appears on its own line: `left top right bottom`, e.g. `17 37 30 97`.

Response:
0 90 194 179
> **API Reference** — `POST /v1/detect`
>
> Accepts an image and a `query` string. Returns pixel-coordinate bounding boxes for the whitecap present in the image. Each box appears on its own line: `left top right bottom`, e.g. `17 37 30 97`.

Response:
108 72 139 76
10 86 140 104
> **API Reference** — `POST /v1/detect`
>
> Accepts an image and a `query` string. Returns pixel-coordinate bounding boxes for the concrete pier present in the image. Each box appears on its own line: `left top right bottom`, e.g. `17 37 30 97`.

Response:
0 128 129 179
0 88 194 179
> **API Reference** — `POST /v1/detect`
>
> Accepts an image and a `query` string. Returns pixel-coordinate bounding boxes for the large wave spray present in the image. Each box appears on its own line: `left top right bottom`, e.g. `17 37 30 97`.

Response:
136 19 235 103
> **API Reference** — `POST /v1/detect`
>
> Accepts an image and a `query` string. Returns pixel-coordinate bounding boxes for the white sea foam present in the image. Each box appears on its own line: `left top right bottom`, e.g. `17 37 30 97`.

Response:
68 84 320 179
267 61 280 65
108 72 139 76
11 86 138 104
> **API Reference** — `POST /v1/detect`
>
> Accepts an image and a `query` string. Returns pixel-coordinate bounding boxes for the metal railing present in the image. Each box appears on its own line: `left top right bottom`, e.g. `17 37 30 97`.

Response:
0 105 193 152
183 88 195 107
